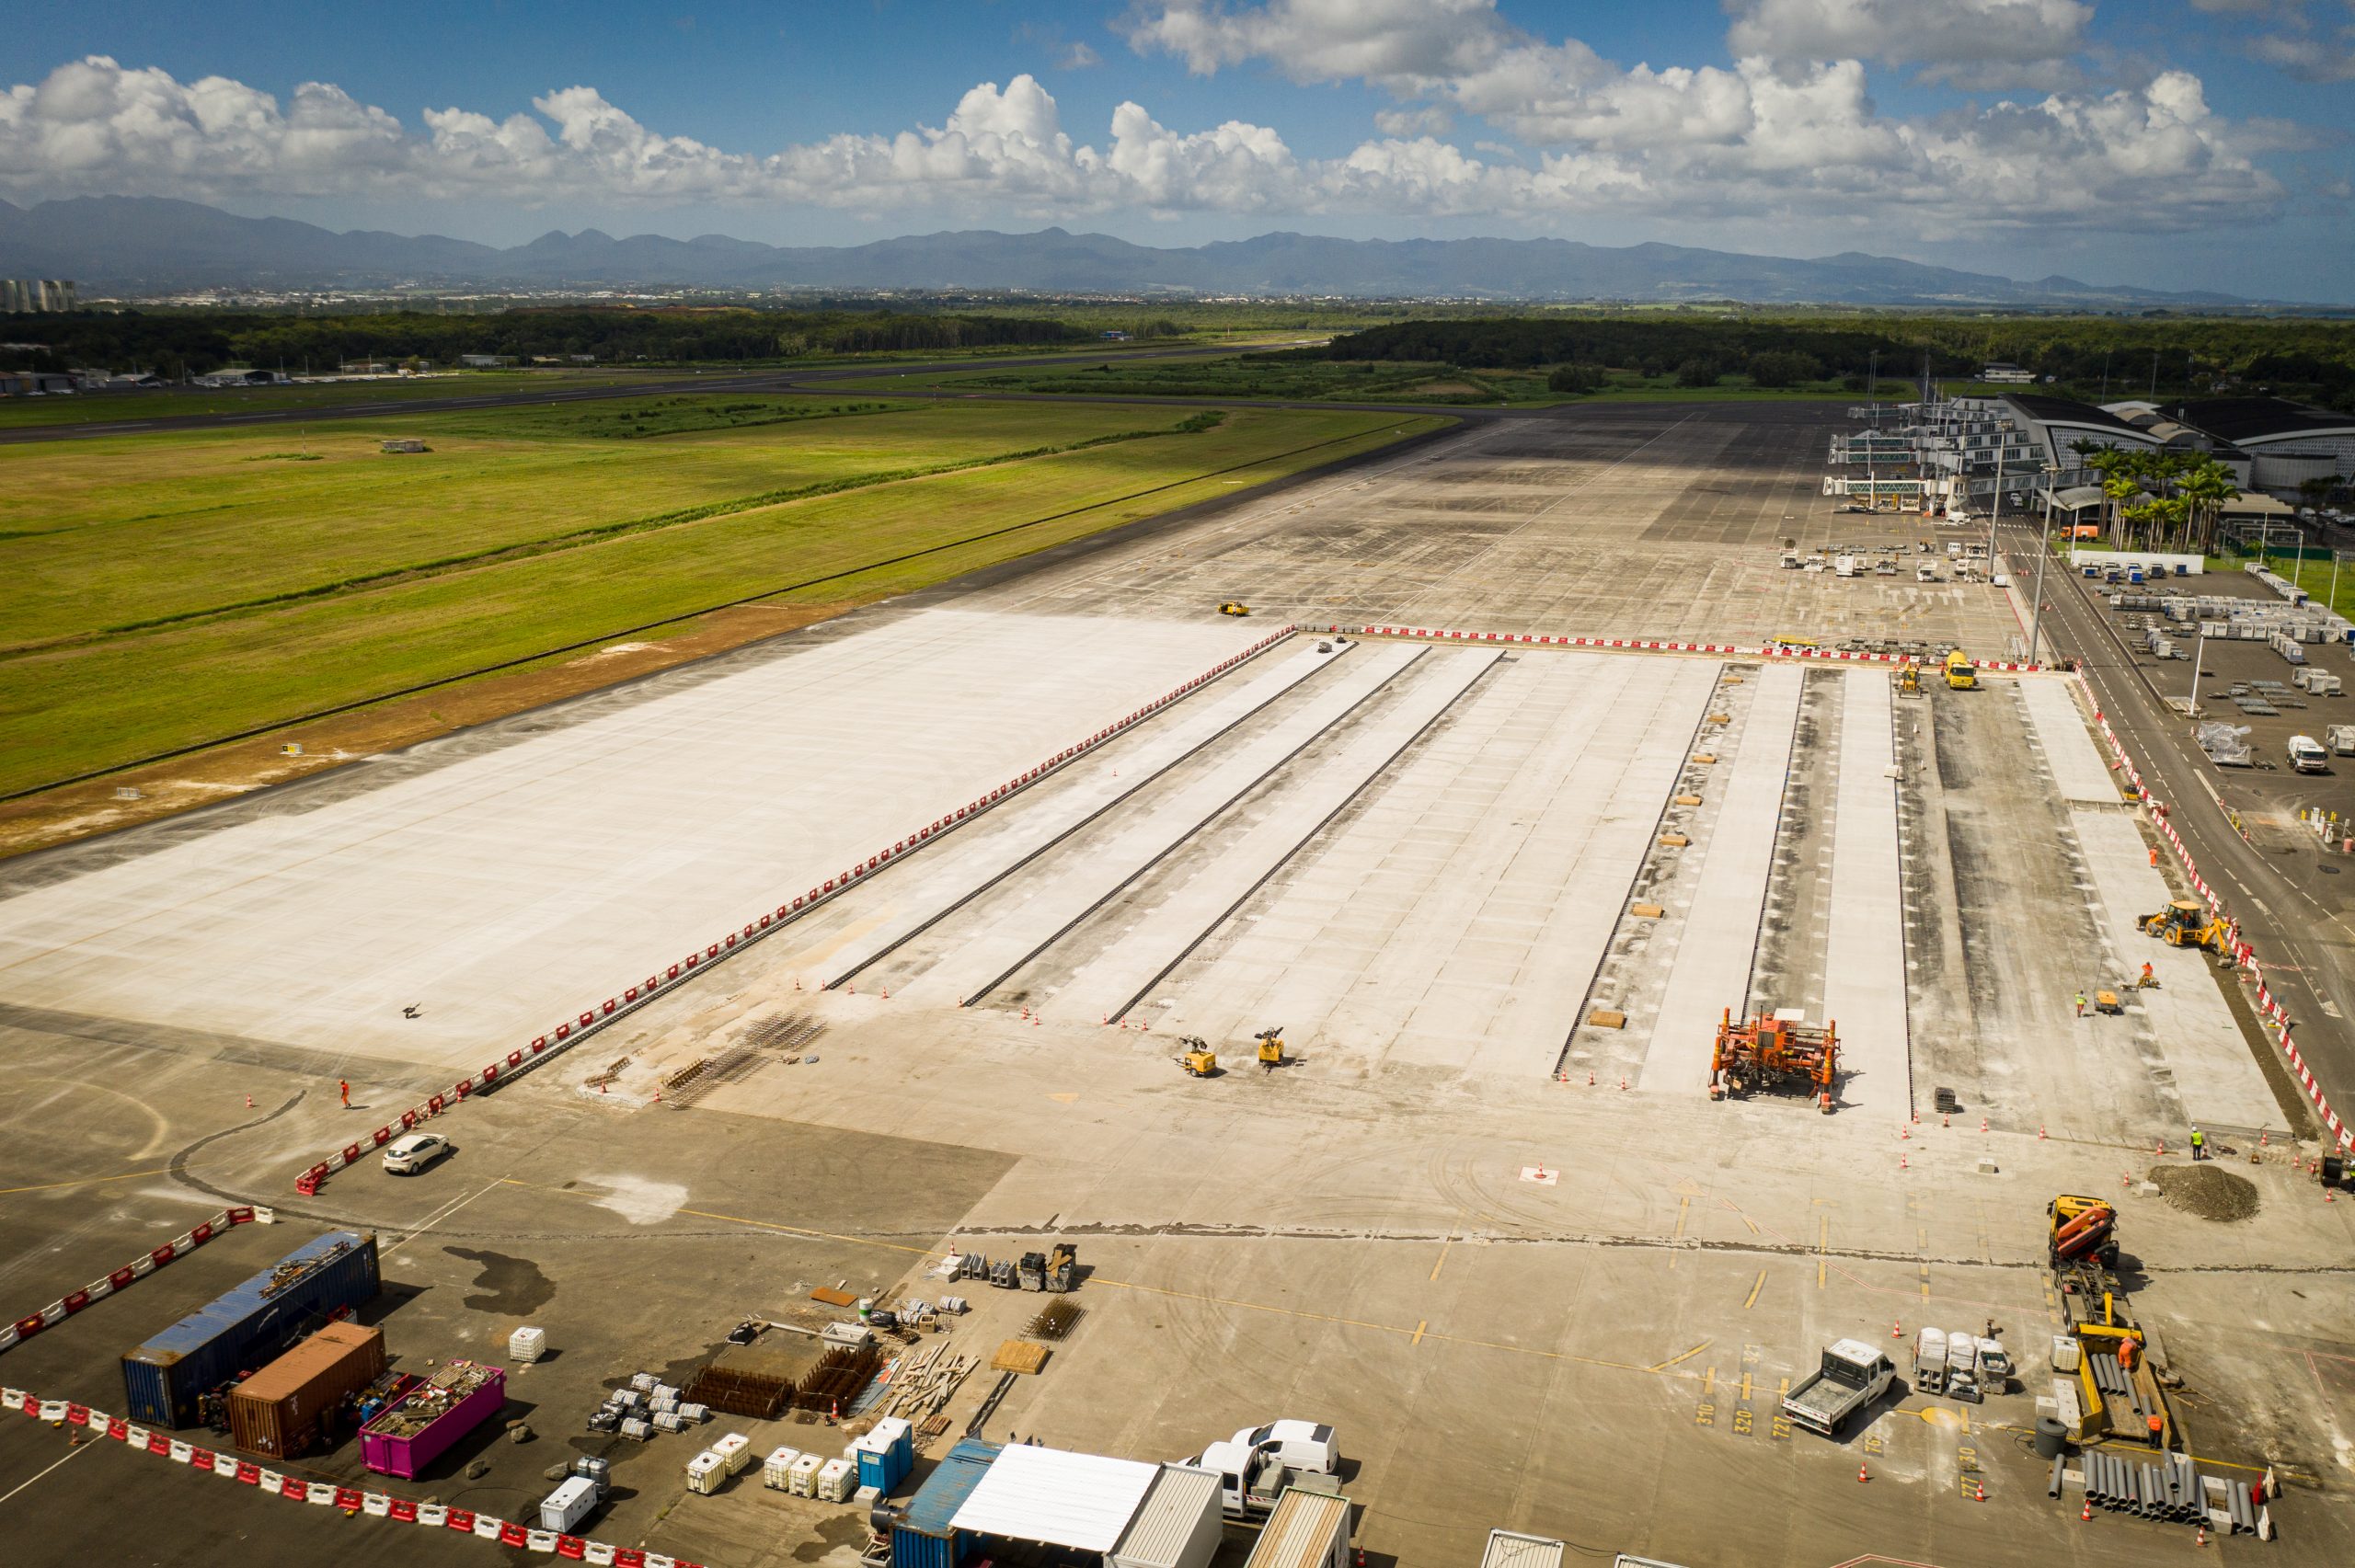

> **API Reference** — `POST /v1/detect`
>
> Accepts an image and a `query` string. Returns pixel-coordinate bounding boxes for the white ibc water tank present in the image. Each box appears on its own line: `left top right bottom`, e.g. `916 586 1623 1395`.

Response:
789 1452 823 1496
713 1433 752 1474
684 1452 726 1497
817 1457 856 1502
764 1446 802 1490
508 1326 547 1363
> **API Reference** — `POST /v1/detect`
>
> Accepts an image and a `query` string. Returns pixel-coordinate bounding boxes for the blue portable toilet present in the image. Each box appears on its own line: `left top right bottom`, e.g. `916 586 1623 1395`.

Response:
856 1415 915 1492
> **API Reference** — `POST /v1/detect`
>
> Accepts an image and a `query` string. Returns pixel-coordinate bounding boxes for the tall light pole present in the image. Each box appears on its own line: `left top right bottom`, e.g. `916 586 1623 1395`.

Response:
2188 622 2206 719
2030 463 2059 666
1985 412 2007 571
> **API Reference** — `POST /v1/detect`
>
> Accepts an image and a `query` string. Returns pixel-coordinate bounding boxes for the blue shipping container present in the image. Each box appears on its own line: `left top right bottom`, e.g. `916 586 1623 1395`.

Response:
891 1437 998 1568
121 1230 380 1429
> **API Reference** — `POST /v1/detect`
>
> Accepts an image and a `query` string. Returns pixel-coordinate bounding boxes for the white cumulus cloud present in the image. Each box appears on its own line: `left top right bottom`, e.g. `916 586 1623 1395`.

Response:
0 52 2294 243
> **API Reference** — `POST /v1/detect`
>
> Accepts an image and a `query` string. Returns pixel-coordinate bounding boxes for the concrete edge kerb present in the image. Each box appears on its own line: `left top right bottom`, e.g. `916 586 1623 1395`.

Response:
289 625 1303 1195
1349 624 2042 673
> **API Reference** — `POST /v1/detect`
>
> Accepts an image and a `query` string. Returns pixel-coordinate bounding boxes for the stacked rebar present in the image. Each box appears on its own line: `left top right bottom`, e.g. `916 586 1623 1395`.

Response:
794 1345 880 1413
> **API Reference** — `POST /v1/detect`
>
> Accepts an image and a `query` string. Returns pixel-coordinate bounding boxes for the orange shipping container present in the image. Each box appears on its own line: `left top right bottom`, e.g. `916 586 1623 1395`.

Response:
225 1321 386 1459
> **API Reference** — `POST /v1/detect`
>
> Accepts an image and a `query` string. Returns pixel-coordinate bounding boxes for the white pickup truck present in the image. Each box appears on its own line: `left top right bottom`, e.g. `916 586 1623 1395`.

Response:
1185 1420 1340 1519
1781 1339 1896 1436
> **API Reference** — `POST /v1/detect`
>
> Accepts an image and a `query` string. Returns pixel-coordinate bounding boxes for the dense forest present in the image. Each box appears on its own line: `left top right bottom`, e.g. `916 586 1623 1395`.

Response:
1292 315 2355 408
0 307 1094 376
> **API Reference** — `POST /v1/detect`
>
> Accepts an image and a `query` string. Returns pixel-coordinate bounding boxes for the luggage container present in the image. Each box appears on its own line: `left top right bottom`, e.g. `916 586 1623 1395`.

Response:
764 1446 802 1490
224 1321 386 1459
540 1474 599 1532
1243 1487 1353 1568
685 1452 726 1496
1109 1464 1223 1568
121 1230 381 1429
818 1456 856 1502
855 1415 914 1492
360 1361 507 1479
1479 1529 1567 1568
789 1451 823 1495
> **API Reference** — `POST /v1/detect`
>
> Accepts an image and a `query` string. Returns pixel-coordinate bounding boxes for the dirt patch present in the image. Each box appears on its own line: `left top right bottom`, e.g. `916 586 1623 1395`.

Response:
0 601 848 861
2146 1162 2262 1222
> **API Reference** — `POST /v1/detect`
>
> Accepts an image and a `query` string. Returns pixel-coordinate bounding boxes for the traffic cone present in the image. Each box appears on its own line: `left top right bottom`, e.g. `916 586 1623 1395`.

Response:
2039 1125 2048 1139
2196 1524 2206 1547
1901 1123 1911 1140
1890 1319 1901 1337
1980 1116 1989 1132
245 1094 253 1109
880 988 889 1001
653 1087 661 1104
1943 1113 1950 1128
1619 1076 1626 1091
2080 1499 2093 1521
1588 1070 1595 1085
1900 1152 1908 1170
1858 1462 1870 1482
1973 1481 1986 1502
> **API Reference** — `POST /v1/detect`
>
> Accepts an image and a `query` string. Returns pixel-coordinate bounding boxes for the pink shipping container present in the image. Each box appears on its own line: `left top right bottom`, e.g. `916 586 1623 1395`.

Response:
359 1361 506 1479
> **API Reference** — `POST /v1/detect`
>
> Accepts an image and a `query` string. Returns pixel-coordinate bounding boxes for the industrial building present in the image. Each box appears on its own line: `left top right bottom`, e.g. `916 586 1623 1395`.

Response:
0 278 76 313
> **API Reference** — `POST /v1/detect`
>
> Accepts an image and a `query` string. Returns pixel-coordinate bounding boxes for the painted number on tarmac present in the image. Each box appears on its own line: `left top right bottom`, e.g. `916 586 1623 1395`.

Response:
1694 1402 1715 1428
1863 1434 1885 1457
1770 1414 1793 1442
1731 1408 1754 1437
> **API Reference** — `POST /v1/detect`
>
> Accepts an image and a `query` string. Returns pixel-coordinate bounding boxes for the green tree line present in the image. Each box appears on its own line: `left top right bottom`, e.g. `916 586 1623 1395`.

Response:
0 307 1093 377
1291 315 2355 407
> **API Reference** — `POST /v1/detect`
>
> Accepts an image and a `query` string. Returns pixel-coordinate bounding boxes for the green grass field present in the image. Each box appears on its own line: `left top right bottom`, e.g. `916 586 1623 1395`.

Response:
0 395 1442 795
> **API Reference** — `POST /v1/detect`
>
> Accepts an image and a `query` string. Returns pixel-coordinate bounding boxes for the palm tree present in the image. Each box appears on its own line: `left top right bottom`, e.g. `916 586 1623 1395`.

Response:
2177 459 2241 557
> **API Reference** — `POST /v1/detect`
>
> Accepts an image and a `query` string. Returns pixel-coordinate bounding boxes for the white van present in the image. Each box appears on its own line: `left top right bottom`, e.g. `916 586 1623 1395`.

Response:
1230 1421 1338 1476
2289 734 2329 773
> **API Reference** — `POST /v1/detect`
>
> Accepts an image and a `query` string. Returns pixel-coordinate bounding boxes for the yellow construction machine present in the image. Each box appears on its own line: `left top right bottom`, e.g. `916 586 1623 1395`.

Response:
1254 1025 1285 1071
1896 661 1922 697
1943 648 1977 690
1218 601 1252 617
2139 899 2228 954
1176 1036 1218 1077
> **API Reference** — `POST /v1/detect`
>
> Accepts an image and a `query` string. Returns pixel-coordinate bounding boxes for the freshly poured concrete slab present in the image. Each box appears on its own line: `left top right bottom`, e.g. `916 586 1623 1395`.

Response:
2071 808 2285 1135
889 642 1429 1006
784 641 1355 989
1821 669 1911 1113
2020 677 2125 806
1047 647 1503 1023
0 611 1269 1066
1141 652 1717 1073
1637 663 1805 1093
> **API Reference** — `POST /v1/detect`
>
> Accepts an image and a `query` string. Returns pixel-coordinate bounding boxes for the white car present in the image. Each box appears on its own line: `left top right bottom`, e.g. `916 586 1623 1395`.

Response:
1229 1420 1338 1476
383 1132 452 1174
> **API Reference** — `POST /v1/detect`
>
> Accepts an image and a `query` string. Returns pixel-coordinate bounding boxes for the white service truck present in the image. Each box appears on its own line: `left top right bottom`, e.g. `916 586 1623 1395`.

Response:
2289 734 2331 773
1780 1339 1895 1437
1185 1420 1340 1520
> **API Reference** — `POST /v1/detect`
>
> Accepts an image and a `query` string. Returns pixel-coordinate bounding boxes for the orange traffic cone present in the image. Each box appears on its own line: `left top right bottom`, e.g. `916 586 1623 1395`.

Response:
245 1094 253 1109
1890 1319 1901 1338
2080 1499 2093 1521
2039 1126 2048 1139
2196 1524 2207 1547
1900 1153 1909 1170
1858 1462 1870 1483
1980 1116 1989 1132
1973 1481 1986 1502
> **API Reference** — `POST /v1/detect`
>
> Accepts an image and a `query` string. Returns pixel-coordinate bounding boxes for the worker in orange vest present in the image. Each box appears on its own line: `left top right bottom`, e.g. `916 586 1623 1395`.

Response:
2117 1337 2138 1373
339 1079 350 1109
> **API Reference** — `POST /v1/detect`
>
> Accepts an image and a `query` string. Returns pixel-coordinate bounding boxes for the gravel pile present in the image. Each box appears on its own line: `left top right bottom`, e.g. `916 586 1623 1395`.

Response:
2147 1163 2262 1222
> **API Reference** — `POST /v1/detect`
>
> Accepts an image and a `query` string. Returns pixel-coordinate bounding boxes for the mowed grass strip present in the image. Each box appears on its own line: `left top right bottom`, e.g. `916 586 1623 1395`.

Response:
0 408 1443 796
1 400 1194 645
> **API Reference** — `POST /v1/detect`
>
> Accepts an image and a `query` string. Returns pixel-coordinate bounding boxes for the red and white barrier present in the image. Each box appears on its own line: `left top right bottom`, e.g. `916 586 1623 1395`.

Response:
1352 625 2040 672
0 1386 698 1566
2083 680 2352 1152
293 626 1304 1193
0 1206 259 1358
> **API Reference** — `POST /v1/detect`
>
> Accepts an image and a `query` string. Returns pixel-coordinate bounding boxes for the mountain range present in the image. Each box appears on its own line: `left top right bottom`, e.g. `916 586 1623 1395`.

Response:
0 195 2255 308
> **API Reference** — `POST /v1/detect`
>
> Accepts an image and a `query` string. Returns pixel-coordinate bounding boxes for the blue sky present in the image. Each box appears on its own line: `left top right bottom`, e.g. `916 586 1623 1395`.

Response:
5 0 2352 297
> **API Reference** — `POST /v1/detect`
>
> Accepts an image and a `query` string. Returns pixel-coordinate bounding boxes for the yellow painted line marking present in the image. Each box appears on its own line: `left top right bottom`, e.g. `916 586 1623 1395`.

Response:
1430 1221 1456 1282
1649 1342 1712 1374
1740 1371 1753 1403
1673 1196 1691 1241
1740 1216 1760 1236
1777 1376 1790 1397
1412 1319 1428 1345
1816 1214 1828 1289
1703 1366 1717 1397
0 1166 171 1196
1743 1270 1765 1310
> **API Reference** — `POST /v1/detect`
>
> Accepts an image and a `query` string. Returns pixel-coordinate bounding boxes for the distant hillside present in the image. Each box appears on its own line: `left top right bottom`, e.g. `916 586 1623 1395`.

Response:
0 195 2259 308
